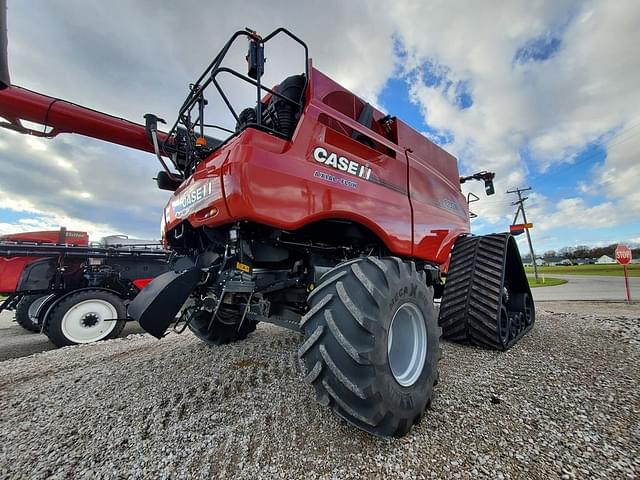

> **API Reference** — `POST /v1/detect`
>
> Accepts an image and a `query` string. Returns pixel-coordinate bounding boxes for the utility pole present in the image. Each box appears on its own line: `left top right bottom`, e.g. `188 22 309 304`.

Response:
507 187 539 282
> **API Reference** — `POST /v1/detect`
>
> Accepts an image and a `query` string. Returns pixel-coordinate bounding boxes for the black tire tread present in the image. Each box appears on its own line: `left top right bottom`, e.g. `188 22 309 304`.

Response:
14 295 44 333
188 305 257 346
299 256 441 437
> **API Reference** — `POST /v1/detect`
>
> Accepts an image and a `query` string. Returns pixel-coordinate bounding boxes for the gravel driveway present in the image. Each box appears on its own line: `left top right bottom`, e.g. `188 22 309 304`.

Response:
0 304 638 479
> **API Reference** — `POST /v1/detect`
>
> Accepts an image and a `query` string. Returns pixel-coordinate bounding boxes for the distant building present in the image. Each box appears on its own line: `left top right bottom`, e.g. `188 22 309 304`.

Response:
544 256 565 266
596 255 615 264
523 257 546 267
575 258 593 265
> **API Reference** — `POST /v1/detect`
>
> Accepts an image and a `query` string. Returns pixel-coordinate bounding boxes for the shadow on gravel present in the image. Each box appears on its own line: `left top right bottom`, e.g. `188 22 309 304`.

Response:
0 311 146 362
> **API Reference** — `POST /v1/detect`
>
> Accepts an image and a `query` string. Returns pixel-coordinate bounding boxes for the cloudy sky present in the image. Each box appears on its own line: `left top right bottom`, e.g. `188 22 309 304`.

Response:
0 0 638 253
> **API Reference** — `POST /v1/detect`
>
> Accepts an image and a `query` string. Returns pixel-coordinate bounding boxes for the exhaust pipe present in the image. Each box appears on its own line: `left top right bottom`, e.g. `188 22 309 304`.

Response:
0 0 9 89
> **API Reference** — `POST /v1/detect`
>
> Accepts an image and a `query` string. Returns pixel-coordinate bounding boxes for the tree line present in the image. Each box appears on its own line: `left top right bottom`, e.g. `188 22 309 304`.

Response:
522 244 640 262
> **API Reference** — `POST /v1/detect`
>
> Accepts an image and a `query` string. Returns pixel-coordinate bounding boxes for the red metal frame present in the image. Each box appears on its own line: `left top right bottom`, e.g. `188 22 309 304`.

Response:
165 65 470 266
0 64 470 269
0 85 168 153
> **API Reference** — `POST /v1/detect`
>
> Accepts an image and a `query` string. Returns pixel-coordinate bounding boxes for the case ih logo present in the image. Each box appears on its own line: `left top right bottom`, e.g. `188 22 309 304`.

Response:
171 180 213 219
313 147 372 180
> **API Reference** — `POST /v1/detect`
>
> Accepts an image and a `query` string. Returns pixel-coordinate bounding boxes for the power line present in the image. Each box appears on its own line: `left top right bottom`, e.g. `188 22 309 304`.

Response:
507 186 539 282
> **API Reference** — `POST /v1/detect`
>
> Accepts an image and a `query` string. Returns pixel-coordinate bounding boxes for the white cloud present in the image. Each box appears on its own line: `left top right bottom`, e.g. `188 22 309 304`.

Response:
1 0 638 250
1 0 397 240
25 136 47 152
383 1 640 246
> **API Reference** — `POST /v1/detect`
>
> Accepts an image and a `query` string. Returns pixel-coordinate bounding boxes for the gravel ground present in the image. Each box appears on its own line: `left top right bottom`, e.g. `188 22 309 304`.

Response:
0 311 145 362
0 305 638 479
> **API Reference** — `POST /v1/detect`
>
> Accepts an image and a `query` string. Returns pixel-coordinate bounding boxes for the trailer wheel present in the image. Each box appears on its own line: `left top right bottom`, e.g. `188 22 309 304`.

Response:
44 290 127 347
14 295 49 332
188 304 257 346
299 257 441 437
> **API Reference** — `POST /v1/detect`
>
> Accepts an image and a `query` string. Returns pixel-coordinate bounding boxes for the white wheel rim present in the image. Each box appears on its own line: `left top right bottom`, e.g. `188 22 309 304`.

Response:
387 302 428 387
61 299 118 343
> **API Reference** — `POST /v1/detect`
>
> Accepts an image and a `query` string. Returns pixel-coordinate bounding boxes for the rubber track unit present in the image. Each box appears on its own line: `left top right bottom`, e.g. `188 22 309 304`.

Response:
438 233 534 351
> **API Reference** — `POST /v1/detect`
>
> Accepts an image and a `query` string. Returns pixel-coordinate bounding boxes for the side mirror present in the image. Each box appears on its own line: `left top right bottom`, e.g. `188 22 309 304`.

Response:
460 170 496 196
156 171 182 192
246 39 264 80
484 179 495 196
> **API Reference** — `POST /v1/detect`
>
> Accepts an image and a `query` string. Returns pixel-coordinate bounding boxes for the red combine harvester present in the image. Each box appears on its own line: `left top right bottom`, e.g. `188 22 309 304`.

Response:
0 228 169 346
0 12 533 436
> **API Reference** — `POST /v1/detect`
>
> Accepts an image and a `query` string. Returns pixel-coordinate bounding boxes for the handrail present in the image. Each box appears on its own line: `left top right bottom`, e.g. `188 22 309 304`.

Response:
163 28 309 175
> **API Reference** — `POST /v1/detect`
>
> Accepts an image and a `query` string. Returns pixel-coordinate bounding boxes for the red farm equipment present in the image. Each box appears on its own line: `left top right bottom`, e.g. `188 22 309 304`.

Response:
0 8 533 436
0 228 170 346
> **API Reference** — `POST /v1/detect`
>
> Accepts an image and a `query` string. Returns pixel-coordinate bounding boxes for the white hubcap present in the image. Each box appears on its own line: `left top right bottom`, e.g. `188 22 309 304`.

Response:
387 302 428 387
61 299 118 343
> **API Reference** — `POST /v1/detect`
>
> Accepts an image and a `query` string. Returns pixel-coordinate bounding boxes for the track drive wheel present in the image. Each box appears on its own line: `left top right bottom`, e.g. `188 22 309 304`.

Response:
299 257 441 437
188 304 257 346
509 292 535 327
44 290 127 347
14 295 49 332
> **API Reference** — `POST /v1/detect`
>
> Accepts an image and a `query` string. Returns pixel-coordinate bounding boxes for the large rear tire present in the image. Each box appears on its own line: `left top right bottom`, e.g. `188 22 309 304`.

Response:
299 257 441 437
14 295 48 332
44 290 127 347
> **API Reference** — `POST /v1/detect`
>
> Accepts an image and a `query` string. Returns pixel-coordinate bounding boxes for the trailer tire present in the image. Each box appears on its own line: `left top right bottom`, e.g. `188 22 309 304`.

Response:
299 257 441 437
188 305 257 346
44 290 127 347
14 295 49 332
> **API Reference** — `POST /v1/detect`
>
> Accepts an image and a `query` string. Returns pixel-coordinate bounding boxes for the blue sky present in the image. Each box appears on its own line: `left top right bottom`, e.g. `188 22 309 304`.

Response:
377 61 639 253
0 1 638 253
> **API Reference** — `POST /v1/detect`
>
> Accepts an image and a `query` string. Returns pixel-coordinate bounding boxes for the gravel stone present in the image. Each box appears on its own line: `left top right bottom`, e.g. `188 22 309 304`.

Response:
0 305 638 479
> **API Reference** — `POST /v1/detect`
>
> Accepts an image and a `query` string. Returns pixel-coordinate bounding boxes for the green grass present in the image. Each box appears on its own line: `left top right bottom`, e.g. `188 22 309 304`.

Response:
528 277 568 288
525 263 639 277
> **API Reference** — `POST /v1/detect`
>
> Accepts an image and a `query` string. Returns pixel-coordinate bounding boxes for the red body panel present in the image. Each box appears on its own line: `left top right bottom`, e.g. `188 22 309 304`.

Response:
0 257 34 292
165 66 470 265
132 278 154 291
0 229 88 293
0 230 89 245
0 65 470 268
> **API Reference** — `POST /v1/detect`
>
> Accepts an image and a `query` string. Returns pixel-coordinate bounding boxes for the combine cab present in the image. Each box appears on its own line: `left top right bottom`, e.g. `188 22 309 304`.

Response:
0 21 533 436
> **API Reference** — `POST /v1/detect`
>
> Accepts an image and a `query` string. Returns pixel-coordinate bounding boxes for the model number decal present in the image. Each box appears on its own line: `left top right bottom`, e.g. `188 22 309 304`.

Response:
313 147 372 180
314 170 357 189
